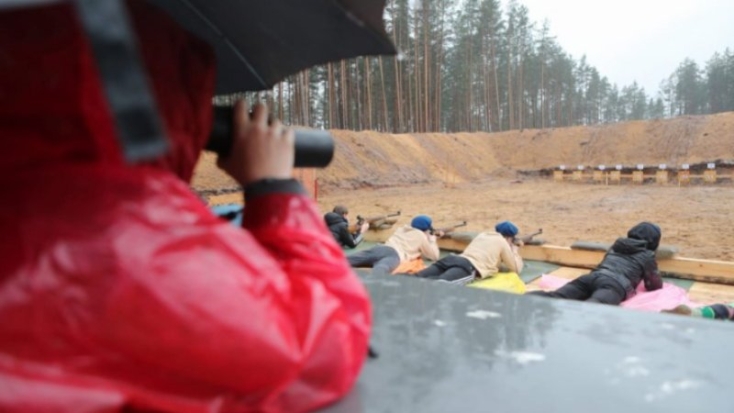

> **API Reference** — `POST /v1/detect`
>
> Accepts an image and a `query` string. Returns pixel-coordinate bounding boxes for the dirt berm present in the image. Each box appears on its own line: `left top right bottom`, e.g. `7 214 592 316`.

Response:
192 112 734 192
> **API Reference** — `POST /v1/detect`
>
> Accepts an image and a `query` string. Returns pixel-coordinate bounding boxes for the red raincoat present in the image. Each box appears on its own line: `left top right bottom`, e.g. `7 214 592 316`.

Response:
0 2 370 412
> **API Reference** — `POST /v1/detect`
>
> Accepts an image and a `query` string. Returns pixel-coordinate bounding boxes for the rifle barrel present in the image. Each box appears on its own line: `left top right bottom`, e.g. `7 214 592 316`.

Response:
435 221 468 236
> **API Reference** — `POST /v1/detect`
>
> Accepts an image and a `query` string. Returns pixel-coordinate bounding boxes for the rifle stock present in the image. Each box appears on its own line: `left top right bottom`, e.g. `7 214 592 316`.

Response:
347 220 361 234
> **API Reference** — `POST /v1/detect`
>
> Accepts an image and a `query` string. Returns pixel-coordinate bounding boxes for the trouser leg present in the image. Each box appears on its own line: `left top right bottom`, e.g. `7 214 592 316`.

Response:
529 274 594 300
587 275 627 305
347 248 377 268
415 258 449 279
372 255 400 276
370 246 401 276
416 255 475 285
434 256 475 285
587 287 625 305
437 267 474 284
348 245 399 277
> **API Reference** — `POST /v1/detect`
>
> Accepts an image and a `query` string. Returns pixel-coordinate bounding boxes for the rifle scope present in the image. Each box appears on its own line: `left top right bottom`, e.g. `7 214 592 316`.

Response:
205 106 335 168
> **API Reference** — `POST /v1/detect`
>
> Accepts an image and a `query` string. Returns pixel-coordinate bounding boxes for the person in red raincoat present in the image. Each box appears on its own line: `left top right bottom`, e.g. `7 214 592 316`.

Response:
0 2 370 412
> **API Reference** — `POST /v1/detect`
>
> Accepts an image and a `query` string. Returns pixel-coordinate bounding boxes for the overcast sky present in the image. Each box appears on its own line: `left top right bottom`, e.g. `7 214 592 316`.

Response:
513 0 734 95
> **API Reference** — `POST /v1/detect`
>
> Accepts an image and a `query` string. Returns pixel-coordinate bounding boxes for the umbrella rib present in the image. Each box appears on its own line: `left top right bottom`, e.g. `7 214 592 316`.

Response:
176 0 268 89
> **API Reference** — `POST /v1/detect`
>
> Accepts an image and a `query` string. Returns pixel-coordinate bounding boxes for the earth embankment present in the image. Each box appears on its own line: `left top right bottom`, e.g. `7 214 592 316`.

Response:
193 112 734 192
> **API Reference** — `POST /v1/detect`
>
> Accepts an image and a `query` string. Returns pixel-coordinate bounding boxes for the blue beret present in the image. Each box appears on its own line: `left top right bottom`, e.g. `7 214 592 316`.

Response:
411 215 433 231
495 221 518 237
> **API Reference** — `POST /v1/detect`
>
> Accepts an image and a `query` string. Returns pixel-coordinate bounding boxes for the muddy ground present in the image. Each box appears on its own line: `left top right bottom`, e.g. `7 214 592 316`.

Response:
316 179 734 261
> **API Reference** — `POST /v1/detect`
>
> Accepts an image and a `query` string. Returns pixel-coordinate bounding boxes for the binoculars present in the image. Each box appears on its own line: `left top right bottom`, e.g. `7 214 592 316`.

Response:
205 106 335 168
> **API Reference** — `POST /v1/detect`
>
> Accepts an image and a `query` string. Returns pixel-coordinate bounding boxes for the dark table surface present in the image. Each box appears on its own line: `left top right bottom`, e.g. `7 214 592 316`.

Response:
324 274 734 413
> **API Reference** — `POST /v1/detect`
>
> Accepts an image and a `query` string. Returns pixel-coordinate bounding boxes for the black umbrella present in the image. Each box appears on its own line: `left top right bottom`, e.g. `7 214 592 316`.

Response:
0 0 396 161
149 0 397 93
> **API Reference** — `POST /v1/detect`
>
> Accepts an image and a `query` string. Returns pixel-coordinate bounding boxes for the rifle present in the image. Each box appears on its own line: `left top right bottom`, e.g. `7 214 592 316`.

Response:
349 210 401 233
514 228 543 245
431 221 468 238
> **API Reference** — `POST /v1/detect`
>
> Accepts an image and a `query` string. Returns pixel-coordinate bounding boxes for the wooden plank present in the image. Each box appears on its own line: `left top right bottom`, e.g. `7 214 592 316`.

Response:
363 230 393 243
660 257 734 285
549 267 590 279
520 245 603 269
688 282 734 305
437 237 474 252
704 170 717 183
208 193 243 206
522 245 734 285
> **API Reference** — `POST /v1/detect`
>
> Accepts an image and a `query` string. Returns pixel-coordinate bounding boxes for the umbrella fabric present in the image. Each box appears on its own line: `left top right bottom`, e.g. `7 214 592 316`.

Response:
1 0 396 161
149 0 397 93
0 0 397 93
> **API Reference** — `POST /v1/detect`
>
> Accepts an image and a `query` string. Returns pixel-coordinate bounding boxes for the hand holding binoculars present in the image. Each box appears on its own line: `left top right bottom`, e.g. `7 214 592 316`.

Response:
205 106 334 168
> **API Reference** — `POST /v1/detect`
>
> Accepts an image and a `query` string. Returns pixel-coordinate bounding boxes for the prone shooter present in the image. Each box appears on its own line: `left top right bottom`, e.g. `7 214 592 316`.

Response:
325 207 401 249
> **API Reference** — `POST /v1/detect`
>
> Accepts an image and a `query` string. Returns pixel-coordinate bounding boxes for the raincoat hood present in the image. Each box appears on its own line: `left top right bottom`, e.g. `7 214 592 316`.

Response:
627 222 661 252
610 237 650 255
324 211 347 227
0 0 216 182
0 3 372 412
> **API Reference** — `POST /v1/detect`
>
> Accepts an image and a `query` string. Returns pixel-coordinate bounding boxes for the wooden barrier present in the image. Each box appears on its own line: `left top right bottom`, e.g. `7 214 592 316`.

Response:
550 168 731 186
521 244 734 285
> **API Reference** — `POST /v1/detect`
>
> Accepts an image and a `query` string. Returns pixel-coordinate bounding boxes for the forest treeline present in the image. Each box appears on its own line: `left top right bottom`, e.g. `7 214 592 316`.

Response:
219 0 734 134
